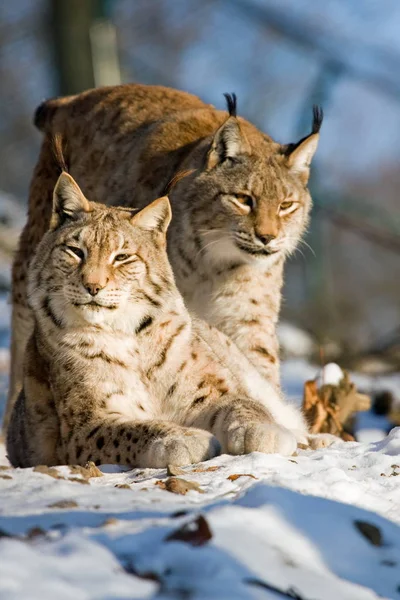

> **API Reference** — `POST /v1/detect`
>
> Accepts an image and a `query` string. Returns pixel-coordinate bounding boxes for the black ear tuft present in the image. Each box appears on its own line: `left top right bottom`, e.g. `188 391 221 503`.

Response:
312 105 323 134
51 133 69 174
281 105 324 157
223 93 237 118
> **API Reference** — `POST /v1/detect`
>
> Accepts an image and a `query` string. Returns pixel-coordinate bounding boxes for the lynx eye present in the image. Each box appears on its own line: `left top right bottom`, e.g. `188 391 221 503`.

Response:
114 253 131 263
66 246 84 260
234 194 255 210
279 200 296 213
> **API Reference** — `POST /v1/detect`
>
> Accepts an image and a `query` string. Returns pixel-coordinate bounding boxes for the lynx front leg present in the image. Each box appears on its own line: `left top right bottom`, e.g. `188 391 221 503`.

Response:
191 397 297 456
62 417 220 468
306 433 339 450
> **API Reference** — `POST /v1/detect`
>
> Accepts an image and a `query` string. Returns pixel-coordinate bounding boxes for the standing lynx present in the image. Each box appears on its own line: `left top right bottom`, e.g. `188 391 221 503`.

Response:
4 84 322 432
7 173 314 468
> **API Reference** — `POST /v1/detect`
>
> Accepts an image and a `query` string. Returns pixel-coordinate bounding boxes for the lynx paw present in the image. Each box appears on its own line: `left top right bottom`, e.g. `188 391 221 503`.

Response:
147 428 220 468
306 433 340 450
225 422 297 456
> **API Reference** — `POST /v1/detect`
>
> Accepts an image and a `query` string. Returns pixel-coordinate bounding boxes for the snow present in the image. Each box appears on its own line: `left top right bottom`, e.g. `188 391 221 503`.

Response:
1 431 400 599
316 362 344 387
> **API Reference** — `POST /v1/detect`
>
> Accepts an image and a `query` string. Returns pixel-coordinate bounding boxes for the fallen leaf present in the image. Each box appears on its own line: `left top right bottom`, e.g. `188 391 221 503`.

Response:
354 520 383 547
69 477 90 485
103 517 118 526
68 462 103 479
166 515 212 546
227 473 257 482
33 465 64 480
164 477 204 495
192 466 219 473
171 510 189 518
48 500 78 509
0 474 12 480
26 527 46 539
84 461 103 477
115 483 131 490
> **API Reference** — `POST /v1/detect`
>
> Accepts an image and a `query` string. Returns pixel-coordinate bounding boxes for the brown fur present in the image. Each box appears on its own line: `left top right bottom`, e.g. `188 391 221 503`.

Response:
4 84 321 432
7 174 313 468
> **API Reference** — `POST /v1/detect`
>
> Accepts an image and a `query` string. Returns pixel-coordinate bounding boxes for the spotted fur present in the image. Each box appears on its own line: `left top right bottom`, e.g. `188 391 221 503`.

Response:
4 84 321 432
7 173 317 468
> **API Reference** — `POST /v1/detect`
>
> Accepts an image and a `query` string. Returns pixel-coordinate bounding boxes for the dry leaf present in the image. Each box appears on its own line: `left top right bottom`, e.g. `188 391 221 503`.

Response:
166 515 212 546
103 517 118 526
302 370 371 440
192 466 219 473
165 477 204 495
83 461 103 477
354 520 382 547
69 477 89 485
48 500 78 509
227 473 257 482
26 527 46 539
68 462 103 479
33 465 64 480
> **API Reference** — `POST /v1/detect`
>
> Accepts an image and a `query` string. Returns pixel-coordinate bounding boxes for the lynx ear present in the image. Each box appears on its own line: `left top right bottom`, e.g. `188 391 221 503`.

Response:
284 106 323 184
131 196 172 234
206 93 250 169
51 172 90 229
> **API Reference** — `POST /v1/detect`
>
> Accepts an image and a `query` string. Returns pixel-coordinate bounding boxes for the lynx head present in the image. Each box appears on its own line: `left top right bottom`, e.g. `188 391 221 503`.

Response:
29 172 173 330
192 96 322 266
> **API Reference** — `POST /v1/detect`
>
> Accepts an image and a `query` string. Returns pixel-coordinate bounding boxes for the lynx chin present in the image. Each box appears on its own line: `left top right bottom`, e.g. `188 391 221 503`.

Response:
5 84 322 433
6 172 333 468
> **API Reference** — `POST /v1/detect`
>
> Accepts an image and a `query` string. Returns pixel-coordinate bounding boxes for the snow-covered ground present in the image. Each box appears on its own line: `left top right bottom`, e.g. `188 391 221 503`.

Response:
1 303 400 599
1 434 400 599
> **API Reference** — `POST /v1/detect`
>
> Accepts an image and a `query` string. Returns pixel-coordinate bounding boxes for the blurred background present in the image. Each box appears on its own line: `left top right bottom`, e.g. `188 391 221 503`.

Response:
0 0 399 433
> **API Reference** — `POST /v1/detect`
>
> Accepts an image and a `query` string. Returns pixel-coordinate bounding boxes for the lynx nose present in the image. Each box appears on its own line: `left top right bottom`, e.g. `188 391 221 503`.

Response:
85 282 105 296
256 233 276 246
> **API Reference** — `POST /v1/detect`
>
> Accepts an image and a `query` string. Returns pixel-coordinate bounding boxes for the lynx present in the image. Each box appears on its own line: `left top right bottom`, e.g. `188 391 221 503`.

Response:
4 84 322 433
7 173 316 468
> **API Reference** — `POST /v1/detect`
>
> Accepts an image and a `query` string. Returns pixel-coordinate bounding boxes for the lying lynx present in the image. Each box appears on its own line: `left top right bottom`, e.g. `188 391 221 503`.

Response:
7 172 315 468
5 84 322 432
